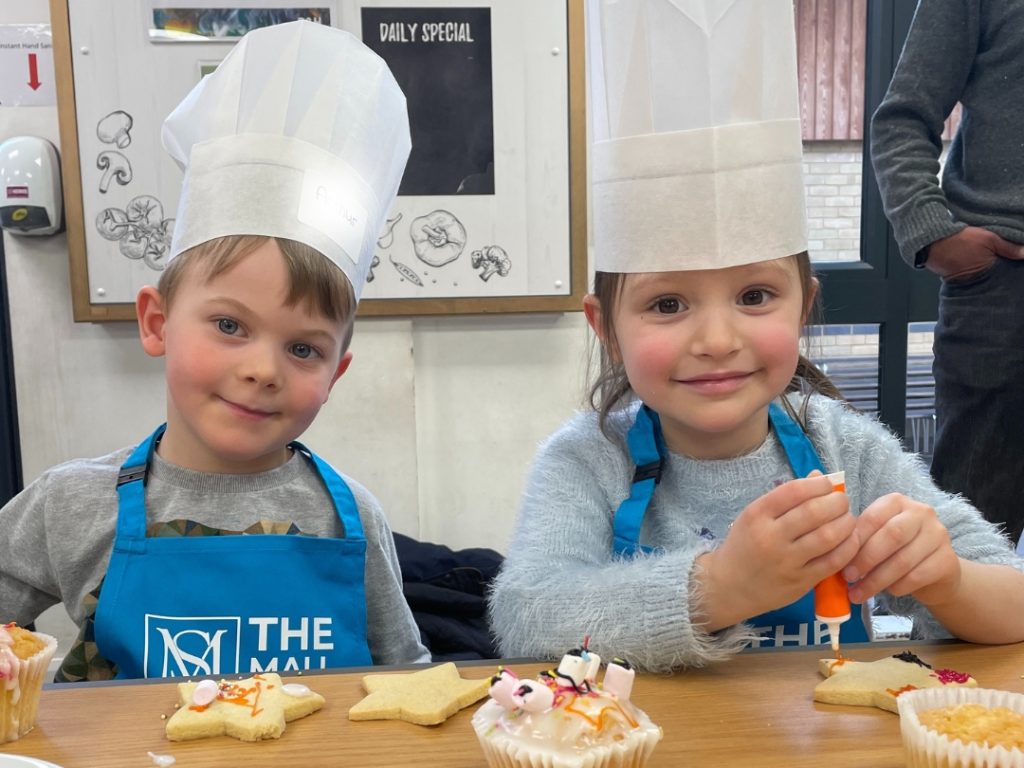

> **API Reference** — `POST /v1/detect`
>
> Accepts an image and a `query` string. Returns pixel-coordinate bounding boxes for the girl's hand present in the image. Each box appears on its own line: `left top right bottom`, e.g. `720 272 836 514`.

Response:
700 473 858 630
842 493 962 607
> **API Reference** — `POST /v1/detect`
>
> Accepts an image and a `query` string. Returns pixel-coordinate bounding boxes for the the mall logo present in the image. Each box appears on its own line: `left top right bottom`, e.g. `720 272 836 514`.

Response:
144 615 241 678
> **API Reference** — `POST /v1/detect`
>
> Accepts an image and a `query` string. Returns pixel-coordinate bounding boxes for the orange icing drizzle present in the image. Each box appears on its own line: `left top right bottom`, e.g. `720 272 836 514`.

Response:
189 679 265 717
828 657 849 672
564 694 639 731
886 684 918 698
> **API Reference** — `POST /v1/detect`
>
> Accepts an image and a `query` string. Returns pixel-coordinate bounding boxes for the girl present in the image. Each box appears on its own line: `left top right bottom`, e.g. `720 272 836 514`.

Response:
487 0 1024 672
487 253 1024 671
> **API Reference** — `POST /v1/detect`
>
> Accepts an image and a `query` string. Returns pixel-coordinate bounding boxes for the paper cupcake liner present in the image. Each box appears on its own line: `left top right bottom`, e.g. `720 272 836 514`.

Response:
1 631 58 743
898 687 1024 768
474 718 662 768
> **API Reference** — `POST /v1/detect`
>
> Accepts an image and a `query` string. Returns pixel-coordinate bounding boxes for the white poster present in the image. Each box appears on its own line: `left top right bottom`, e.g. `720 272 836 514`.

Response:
0 25 56 107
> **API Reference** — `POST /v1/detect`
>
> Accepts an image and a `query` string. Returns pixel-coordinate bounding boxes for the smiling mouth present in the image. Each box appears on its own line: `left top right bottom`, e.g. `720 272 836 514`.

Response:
221 397 275 418
677 372 753 393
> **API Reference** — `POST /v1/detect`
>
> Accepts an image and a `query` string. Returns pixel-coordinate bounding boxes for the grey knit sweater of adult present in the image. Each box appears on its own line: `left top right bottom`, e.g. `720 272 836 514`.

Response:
488 395 1023 672
870 0 1024 264
0 446 430 668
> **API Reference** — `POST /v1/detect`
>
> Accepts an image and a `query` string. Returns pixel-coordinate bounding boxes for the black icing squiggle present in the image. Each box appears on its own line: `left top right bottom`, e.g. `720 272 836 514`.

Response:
892 651 932 669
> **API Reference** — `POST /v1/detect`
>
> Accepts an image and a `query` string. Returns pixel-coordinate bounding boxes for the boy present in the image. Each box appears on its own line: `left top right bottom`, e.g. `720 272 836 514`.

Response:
0 21 430 679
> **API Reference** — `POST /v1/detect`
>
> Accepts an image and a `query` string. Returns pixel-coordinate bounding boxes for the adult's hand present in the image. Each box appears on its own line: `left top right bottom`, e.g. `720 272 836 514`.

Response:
924 227 1024 280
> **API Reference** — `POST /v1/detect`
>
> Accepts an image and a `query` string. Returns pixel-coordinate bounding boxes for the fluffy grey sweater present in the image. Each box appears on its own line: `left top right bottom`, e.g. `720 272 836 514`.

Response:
488 394 1022 672
0 446 430 667
870 0 1024 264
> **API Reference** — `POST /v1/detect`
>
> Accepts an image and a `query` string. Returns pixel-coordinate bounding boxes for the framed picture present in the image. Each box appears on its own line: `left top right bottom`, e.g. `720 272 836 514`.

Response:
49 0 586 320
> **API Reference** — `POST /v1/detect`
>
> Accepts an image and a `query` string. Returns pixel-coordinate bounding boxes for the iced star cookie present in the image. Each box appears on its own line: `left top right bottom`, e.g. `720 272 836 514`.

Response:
815 651 977 713
165 672 324 741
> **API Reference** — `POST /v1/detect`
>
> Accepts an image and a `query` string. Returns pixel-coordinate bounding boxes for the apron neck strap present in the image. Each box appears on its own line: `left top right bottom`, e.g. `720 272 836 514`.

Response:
612 400 826 556
114 429 365 543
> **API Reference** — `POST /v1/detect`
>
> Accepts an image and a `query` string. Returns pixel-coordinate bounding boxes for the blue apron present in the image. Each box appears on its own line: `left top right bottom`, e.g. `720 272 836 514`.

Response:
613 402 869 648
94 425 374 678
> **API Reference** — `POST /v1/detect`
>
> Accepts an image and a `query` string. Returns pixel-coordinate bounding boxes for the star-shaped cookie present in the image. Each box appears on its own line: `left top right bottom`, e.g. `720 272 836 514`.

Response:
348 662 491 725
814 652 977 713
165 672 325 741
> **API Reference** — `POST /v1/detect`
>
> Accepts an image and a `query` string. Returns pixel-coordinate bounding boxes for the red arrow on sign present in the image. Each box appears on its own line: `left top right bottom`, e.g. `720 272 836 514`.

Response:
28 53 41 90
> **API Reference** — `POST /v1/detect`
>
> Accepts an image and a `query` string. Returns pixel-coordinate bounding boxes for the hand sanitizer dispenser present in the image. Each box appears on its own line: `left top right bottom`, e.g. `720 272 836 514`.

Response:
0 136 64 236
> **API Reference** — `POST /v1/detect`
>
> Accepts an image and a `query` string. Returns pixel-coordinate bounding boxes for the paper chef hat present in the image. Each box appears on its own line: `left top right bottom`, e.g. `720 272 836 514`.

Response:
588 0 807 273
161 20 410 300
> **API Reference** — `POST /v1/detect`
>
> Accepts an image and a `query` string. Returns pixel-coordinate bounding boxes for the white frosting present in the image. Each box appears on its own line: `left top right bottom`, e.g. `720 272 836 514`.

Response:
147 751 177 767
281 683 312 697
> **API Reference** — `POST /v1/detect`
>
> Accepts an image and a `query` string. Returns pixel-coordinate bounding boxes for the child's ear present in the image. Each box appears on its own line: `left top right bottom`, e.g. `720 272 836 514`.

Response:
802 277 821 325
326 350 354 399
136 286 168 358
583 294 621 362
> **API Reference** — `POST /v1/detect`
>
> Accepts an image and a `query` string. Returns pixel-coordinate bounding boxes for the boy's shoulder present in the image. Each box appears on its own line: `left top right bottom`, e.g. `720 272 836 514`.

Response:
33 446 136 493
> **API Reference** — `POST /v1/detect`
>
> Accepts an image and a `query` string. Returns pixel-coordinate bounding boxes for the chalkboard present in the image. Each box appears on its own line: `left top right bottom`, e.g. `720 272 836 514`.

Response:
50 0 586 320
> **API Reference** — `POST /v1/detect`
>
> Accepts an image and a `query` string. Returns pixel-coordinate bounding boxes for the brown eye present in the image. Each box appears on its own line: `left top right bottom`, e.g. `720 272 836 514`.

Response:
740 290 766 306
655 298 681 314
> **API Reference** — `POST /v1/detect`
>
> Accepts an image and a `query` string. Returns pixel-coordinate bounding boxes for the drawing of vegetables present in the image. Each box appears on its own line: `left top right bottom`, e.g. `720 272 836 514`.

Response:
410 210 466 267
95 195 175 271
389 254 424 286
471 245 512 281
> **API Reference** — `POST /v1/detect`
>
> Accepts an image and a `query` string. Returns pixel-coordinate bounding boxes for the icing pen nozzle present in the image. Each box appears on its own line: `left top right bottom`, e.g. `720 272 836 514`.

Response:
814 472 849 654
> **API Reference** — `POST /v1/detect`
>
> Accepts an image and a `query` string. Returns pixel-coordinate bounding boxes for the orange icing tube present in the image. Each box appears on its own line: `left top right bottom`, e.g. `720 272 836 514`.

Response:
814 471 850 654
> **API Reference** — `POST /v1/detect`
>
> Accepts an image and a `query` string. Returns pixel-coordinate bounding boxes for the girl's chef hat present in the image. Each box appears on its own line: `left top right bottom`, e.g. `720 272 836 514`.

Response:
589 0 807 273
161 20 409 300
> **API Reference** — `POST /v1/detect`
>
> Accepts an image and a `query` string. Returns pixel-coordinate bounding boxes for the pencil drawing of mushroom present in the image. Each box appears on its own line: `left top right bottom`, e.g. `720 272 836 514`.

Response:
471 245 512 281
96 110 134 149
376 213 402 249
389 254 424 287
96 151 133 193
410 210 466 267
366 253 381 282
93 195 175 271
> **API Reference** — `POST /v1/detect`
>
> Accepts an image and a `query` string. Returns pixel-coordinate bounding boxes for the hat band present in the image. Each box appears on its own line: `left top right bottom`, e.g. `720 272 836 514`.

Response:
591 119 808 273
168 134 383 300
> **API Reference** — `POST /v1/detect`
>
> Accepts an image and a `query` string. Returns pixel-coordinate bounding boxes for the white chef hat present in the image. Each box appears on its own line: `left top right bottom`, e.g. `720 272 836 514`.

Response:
161 20 410 301
588 0 807 273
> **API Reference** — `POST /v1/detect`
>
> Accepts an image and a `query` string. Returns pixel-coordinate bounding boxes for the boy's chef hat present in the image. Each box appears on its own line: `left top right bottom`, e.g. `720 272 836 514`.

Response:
162 20 409 300
589 0 807 273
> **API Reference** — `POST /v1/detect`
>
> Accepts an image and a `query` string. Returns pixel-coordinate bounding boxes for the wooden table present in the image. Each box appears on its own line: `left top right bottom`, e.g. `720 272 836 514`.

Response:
4 641 1023 767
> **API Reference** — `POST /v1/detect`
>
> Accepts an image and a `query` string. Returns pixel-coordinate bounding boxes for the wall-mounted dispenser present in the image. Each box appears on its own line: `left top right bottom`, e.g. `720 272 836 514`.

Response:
0 136 64 236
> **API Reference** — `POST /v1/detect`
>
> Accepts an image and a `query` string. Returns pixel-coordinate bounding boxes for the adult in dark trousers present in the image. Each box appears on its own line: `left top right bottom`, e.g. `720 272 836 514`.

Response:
871 0 1024 546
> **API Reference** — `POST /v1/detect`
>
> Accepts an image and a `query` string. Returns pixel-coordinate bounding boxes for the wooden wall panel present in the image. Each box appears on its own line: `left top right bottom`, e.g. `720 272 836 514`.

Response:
795 0 957 142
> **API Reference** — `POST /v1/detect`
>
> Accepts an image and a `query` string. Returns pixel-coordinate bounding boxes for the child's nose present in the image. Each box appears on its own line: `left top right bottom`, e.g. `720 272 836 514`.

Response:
691 309 741 357
240 344 282 388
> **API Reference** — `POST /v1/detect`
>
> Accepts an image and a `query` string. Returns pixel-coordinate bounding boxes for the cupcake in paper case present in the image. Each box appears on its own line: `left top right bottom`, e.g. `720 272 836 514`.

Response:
472 645 662 768
898 686 1024 768
0 622 58 742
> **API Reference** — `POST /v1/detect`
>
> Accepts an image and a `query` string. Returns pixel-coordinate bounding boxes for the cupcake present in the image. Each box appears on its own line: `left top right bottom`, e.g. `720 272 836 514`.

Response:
898 686 1024 768
0 622 58 742
472 645 662 768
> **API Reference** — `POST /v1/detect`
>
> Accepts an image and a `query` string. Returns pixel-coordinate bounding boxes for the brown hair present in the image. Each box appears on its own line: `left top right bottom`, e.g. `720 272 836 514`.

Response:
157 235 357 352
586 252 844 437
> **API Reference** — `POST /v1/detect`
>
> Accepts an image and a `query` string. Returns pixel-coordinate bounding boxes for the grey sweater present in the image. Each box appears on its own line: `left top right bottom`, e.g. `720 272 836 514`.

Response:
870 0 1024 264
0 446 430 667
488 395 1022 672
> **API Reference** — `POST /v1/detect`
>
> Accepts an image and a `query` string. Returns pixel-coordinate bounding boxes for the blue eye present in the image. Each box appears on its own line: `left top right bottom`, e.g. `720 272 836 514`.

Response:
291 343 319 360
217 318 240 334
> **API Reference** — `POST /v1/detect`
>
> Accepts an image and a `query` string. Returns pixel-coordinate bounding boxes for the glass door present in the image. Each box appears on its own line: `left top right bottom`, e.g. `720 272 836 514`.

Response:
802 0 939 445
